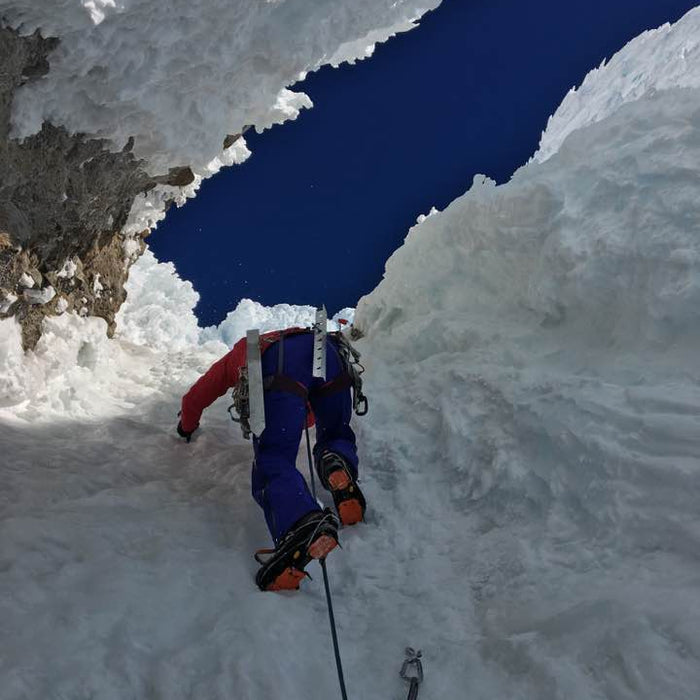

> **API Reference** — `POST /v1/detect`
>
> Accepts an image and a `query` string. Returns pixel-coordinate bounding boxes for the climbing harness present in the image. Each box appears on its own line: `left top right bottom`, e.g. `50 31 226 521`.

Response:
332 331 369 416
305 417 349 700
228 328 307 438
228 313 368 440
400 648 423 700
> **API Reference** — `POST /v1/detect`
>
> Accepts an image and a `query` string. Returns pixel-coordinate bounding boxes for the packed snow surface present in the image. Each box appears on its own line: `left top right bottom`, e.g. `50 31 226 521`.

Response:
2 6 700 700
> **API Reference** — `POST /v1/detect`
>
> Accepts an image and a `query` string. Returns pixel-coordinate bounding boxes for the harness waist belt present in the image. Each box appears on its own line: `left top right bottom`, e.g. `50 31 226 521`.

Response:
313 372 352 399
263 374 309 399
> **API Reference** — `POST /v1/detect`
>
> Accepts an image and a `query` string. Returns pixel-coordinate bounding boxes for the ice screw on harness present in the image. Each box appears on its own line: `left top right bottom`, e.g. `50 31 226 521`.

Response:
312 305 328 380
305 418 349 700
400 648 423 700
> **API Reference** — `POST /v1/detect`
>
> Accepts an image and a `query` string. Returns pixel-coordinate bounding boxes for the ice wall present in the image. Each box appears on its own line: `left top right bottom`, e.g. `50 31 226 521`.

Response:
357 7 700 355
352 7 700 697
1 8 699 697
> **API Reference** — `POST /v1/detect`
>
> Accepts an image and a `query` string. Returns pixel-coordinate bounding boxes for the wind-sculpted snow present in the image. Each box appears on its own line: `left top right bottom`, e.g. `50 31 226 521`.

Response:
0 248 352 412
114 249 202 353
536 5 700 162
201 298 354 347
2 0 439 180
115 249 354 352
360 88 700 352
352 16 700 697
0 0 439 344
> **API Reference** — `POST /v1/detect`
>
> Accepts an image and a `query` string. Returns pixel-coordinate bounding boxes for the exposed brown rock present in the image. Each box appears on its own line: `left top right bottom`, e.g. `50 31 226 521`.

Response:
0 26 176 349
223 133 240 149
223 124 252 149
153 165 196 187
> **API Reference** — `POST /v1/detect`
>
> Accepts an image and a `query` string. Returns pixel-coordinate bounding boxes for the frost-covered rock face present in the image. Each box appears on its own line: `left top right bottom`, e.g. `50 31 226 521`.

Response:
0 26 167 348
0 0 440 347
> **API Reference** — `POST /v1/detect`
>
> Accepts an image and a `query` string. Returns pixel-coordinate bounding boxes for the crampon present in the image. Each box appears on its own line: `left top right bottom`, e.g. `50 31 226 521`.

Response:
318 452 367 526
255 509 339 591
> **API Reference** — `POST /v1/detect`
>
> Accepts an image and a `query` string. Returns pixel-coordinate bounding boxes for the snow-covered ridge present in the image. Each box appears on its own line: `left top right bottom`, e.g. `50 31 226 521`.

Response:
359 87 700 354
536 5 700 162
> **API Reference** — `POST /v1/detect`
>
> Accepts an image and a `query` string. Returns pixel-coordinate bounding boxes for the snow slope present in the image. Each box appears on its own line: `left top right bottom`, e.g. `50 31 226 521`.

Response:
2 6 700 700
0 262 414 699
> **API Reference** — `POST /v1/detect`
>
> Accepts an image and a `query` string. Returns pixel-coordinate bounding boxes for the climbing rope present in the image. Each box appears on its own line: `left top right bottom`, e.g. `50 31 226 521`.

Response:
304 420 349 700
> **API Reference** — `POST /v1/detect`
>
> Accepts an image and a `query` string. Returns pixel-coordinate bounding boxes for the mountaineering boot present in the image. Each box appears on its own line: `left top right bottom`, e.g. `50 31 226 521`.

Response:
255 509 339 591
317 451 366 526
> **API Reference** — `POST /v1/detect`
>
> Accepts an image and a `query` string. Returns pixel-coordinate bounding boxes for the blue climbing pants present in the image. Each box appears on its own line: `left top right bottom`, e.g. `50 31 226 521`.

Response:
251 332 358 544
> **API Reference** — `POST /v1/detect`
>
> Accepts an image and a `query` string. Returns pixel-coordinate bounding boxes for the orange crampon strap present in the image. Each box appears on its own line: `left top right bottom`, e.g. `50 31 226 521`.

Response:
337 498 364 526
307 533 338 560
266 567 309 591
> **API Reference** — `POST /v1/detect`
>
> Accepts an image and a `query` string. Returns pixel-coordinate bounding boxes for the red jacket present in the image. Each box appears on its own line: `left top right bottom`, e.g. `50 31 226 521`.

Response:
180 328 310 433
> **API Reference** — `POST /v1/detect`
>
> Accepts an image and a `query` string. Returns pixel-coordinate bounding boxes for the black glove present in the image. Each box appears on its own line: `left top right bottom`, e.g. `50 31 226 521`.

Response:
177 420 195 443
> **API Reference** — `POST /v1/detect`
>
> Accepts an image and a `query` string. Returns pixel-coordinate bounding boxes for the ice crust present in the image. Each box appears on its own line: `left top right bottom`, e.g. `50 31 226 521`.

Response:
2 0 440 236
1 6 700 700
3 0 439 175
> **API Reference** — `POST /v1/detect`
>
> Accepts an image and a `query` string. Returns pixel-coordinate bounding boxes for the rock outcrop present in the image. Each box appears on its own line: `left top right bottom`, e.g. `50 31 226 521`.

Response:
0 0 440 349
0 26 160 348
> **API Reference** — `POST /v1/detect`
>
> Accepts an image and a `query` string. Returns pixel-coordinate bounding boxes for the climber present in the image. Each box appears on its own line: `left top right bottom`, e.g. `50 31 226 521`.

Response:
176 327 367 591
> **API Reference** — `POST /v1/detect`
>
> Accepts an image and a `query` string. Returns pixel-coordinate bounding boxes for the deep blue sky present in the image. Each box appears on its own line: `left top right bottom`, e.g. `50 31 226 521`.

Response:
150 0 698 327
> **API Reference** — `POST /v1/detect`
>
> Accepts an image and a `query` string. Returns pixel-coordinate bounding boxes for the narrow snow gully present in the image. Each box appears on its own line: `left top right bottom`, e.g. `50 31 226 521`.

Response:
0 324 486 699
3 6 700 700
